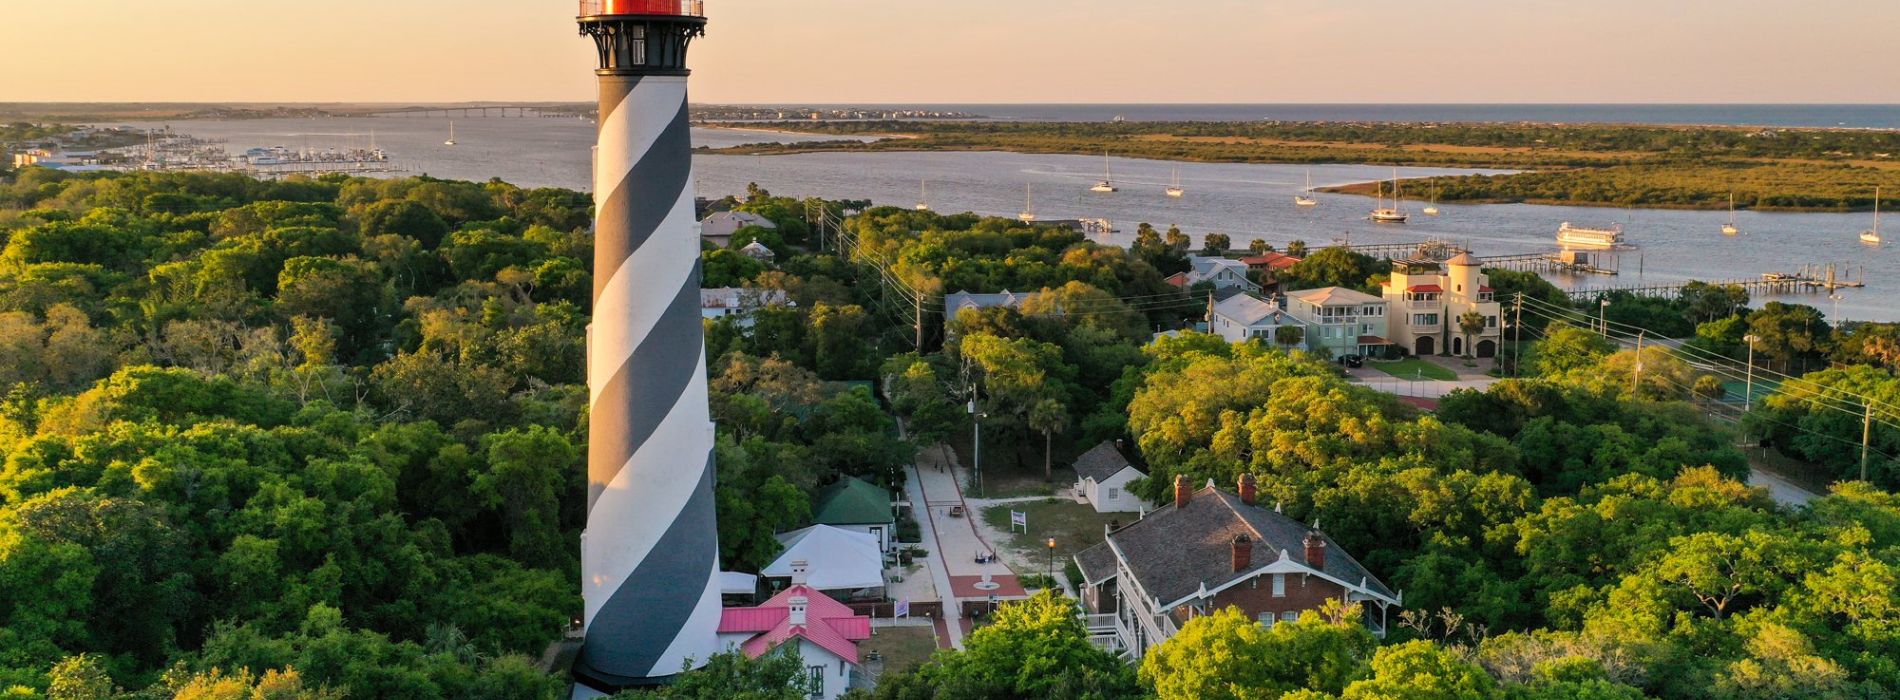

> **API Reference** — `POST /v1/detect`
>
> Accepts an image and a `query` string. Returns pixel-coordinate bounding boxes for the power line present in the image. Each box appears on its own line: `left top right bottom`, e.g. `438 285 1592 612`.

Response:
1511 302 1900 433
1516 295 1900 427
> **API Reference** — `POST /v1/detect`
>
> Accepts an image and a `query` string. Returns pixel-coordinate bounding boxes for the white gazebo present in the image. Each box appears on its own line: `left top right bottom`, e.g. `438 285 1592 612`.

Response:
763 525 885 594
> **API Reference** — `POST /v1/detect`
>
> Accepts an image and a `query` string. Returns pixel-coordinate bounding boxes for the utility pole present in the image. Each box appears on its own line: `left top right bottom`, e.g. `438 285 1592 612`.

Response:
1631 331 1645 396
1865 402 1875 483
971 402 984 498
915 293 925 352
1512 293 1523 377
1743 334 1761 408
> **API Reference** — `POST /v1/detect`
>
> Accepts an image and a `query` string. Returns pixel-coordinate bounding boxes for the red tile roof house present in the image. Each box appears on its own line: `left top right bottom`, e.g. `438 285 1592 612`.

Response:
1239 251 1304 290
717 561 873 700
1072 474 1401 659
1239 251 1303 273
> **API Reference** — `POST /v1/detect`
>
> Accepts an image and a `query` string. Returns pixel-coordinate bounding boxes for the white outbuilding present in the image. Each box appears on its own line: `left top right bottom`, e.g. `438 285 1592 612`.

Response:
1072 441 1149 513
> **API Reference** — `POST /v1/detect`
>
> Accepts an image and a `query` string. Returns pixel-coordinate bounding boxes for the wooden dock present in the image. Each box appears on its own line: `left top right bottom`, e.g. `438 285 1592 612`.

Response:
1565 263 1865 301
1333 239 1469 261
1478 251 1620 276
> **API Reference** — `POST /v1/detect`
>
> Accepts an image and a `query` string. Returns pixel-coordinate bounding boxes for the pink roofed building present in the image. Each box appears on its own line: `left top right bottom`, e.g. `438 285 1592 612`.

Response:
717 560 873 700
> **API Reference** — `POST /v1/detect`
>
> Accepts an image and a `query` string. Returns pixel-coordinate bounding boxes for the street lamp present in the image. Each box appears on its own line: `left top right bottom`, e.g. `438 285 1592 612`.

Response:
1046 538 1058 590
1598 298 1611 335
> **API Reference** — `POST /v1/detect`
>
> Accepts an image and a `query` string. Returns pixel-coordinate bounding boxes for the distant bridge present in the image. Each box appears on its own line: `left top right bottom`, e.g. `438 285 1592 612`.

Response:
360 105 587 119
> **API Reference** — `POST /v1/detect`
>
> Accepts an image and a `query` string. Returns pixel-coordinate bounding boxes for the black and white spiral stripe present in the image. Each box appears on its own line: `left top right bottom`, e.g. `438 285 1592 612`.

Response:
578 73 721 685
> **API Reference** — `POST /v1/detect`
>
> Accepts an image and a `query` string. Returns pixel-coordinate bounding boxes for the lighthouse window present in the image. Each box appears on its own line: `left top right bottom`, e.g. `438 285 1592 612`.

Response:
629 33 648 65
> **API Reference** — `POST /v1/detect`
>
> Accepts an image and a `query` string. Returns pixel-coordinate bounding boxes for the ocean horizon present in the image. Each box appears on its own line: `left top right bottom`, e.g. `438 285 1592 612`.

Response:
757 103 1900 129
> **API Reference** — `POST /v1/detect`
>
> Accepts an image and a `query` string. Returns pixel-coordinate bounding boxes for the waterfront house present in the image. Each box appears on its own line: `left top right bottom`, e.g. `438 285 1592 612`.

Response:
1207 293 1308 347
1283 287 1391 359
1073 441 1149 513
718 567 873 700
1073 475 1401 659
811 476 897 553
1379 253 1503 358
1238 252 1303 290
1165 256 1261 294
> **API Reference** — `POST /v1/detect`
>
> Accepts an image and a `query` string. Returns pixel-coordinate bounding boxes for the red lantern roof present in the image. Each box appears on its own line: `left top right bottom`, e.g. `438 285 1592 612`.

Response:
581 0 704 16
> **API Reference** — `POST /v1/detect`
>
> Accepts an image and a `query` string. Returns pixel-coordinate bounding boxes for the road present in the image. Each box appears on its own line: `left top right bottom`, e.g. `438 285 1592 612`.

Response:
1746 465 1822 507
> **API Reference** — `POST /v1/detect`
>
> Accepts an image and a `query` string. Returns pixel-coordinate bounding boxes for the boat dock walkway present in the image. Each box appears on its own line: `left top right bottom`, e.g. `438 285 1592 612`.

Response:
1330 240 1621 276
1335 239 1469 260
1565 264 1865 301
1478 251 1620 275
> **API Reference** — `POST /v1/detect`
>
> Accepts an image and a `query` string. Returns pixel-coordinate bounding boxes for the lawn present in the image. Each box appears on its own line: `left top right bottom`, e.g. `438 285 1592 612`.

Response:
980 499 1126 577
864 625 939 679
945 433 1074 499
1369 358 1457 382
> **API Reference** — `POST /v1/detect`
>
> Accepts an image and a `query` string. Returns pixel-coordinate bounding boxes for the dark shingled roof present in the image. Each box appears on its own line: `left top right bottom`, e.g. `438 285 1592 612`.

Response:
1107 486 1397 606
1073 542 1119 585
1074 441 1139 483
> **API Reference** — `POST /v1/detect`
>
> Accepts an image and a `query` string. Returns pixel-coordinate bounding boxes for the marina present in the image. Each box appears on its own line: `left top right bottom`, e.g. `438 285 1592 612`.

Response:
31 127 409 177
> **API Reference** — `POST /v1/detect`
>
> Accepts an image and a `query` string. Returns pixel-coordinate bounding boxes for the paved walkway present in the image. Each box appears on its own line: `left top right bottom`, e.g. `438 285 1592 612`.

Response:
902 457 966 650
917 453 1021 580
915 444 1028 612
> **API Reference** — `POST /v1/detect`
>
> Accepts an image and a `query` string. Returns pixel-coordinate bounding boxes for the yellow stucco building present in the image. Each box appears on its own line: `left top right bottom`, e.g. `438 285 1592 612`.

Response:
1379 253 1503 358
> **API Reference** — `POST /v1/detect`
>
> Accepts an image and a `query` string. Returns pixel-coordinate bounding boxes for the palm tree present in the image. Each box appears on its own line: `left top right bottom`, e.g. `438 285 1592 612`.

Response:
1458 310 1487 360
1028 398 1070 482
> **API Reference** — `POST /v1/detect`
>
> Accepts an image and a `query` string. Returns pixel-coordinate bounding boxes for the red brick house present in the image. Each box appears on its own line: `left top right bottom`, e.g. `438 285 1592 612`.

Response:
1073 474 1400 658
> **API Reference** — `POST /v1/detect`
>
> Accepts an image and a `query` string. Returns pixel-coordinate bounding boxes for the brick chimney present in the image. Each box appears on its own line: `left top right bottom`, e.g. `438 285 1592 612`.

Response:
1237 473 1257 506
789 596 808 626
1303 531 1327 571
1174 474 1191 508
1231 534 1252 572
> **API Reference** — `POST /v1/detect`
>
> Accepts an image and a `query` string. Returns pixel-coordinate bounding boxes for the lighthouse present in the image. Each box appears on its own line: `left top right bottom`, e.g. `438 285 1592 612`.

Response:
573 0 719 693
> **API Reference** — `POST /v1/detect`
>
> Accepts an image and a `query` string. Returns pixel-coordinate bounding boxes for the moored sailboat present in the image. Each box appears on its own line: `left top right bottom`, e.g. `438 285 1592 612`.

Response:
1722 192 1740 236
1369 168 1408 223
1863 186 1883 245
1090 152 1117 193
1295 170 1319 206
